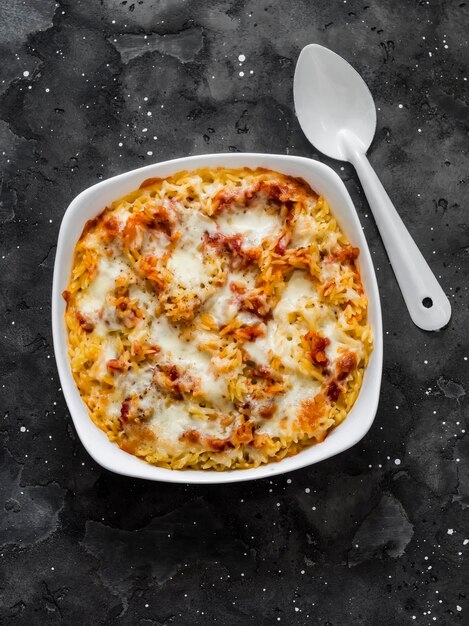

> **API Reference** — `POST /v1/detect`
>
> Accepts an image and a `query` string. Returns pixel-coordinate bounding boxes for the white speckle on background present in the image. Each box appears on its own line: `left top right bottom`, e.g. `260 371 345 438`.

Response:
394 459 401 465
238 54 246 62
23 70 30 77
447 528 454 535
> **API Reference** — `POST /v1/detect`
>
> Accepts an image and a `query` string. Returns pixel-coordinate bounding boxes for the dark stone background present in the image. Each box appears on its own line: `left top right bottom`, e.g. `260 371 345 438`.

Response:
0 0 468 624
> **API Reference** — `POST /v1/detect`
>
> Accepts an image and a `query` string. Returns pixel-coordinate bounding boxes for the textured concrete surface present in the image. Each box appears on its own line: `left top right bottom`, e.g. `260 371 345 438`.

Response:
0 1 468 624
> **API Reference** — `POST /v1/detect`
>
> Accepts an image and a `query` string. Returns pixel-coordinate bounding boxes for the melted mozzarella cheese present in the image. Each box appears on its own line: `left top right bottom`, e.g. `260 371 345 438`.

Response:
258 377 322 436
121 365 154 398
244 271 319 368
149 315 227 404
129 282 154 312
147 397 231 445
166 209 218 291
167 248 208 289
274 270 318 317
319 320 362 368
149 400 195 443
180 208 216 245
78 255 128 316
203 269 257 326
112 204 132 228
141 229 170 258
243 332 272 367
217 199 282 247
149 314 194 356
204 279 238 325
320 320 342 366
290 212 317 248
90 336 118 381
321 261 340 282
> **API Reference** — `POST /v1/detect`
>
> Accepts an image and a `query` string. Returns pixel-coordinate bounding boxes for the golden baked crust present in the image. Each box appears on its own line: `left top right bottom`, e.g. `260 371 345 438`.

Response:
63 167 372 470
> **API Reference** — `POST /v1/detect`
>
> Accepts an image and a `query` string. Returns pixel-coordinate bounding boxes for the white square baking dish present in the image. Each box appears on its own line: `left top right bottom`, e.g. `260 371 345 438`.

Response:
52 153 382 484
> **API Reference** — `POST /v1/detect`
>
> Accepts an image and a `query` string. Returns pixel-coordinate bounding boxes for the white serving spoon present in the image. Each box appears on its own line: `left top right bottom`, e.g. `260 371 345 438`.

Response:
294 44 451 331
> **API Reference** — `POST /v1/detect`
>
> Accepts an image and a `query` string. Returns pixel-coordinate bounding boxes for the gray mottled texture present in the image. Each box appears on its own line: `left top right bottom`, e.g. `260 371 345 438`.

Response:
0 0 468 624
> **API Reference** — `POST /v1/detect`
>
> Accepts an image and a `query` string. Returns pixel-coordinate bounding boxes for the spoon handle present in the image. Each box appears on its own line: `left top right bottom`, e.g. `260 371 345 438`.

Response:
348 150 451 331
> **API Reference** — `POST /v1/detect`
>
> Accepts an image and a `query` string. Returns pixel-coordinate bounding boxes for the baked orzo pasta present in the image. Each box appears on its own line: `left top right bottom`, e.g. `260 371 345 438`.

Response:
63 167 372 470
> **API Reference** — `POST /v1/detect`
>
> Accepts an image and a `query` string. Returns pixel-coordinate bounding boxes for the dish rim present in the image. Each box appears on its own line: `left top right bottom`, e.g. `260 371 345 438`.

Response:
51 152 383 484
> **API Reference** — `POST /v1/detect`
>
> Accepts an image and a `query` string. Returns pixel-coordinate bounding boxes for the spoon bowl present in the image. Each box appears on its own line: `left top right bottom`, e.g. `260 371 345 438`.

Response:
294 44 376 160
